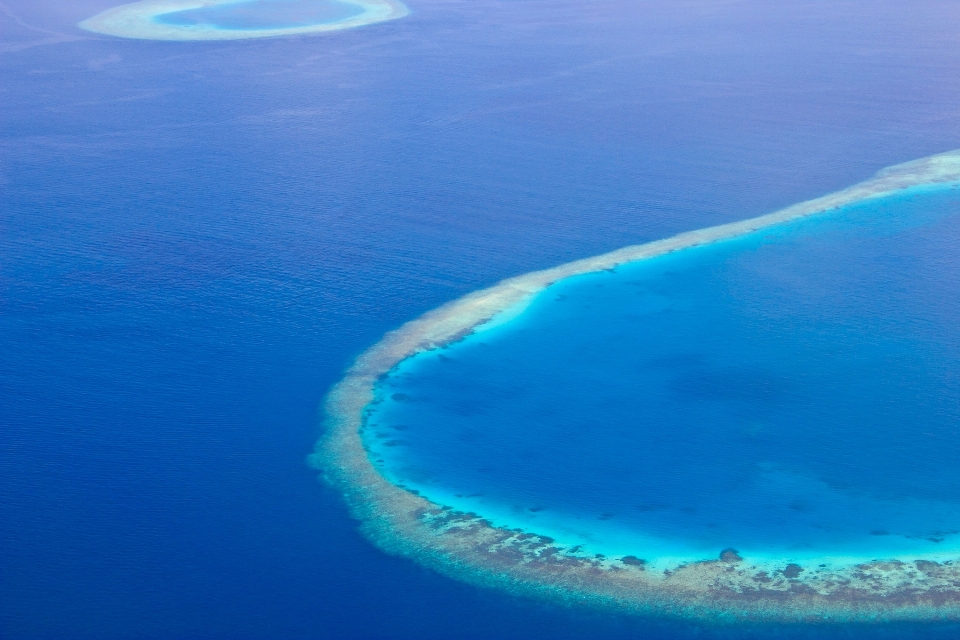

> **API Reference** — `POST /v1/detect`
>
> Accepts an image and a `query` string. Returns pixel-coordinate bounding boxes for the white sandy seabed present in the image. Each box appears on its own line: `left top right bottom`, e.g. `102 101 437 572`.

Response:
79 0 408 40
313 150 960 624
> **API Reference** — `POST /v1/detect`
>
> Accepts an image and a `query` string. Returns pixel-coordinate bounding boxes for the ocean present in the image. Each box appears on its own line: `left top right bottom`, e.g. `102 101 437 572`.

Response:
4 0 960 637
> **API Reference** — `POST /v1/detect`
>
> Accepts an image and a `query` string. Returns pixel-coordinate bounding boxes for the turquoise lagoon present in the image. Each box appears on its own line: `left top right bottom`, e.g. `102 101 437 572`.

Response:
154 0 364 31
363 186 960 569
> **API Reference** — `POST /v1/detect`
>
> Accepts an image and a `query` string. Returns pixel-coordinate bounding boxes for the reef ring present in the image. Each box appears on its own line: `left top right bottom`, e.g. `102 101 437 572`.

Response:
312 150 960 623
79 0 409 40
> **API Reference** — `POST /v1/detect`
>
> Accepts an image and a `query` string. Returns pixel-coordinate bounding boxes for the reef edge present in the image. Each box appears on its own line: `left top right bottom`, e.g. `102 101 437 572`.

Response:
312 150 960 623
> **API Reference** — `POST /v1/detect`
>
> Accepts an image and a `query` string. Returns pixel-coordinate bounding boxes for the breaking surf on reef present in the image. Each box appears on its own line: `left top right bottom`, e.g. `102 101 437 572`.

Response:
314 151 960 623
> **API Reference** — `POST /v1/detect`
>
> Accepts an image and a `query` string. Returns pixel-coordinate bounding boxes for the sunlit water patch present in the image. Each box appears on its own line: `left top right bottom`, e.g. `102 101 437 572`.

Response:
363 186 960 568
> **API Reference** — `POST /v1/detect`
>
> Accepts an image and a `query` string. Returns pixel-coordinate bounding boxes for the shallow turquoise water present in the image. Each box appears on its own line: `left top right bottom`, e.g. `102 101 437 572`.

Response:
155 0 365 30
365 186 960 563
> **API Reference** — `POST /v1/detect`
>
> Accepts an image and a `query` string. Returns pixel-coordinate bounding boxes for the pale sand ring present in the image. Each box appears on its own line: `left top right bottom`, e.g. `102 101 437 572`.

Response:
79 0 408 40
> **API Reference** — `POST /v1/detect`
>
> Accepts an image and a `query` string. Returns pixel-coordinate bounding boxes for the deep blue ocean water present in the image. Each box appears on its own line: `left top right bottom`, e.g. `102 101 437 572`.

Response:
6 0 960 638
367 187 960 565
156 1 365 31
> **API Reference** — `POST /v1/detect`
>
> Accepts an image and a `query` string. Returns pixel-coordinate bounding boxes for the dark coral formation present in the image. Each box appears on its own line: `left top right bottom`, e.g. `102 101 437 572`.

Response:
412 505 960 621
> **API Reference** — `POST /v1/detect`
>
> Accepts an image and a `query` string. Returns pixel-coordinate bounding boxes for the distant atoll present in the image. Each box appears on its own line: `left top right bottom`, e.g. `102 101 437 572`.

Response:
79 0 408 41
312 150 960 623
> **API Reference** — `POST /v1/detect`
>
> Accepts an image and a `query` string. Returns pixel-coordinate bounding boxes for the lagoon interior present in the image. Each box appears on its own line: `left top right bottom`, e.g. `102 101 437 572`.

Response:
155 0 365 30
366 187 960 565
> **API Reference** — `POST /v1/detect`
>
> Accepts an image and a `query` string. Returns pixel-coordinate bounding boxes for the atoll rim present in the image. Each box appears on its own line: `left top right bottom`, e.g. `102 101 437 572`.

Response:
313 150 960 623
79 0 409 40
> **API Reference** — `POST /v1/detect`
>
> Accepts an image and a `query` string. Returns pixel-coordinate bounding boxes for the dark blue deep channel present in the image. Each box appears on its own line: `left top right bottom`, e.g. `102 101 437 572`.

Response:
7 0 960 638
366 187 960 566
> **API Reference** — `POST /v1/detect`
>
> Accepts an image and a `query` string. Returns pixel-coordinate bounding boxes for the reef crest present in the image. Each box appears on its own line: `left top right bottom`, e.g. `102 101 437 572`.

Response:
313 150 960 623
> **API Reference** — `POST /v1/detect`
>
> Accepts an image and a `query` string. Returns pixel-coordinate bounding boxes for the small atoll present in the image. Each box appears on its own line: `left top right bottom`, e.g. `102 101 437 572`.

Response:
312 150 960 623
80 0 408 41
